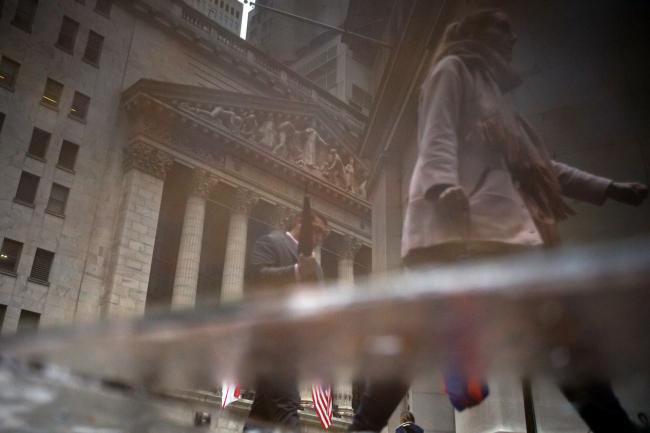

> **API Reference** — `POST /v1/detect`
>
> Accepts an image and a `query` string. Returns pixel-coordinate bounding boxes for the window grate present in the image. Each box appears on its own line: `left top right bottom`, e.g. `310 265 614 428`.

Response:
56 16 80 54
12 0 38 33
17 309 40 332
69 91 90 121
0 56 21 91
46 183 69 216
0 304 6 330
41 78 63 109
83 31 104 66
27 127 51 160
57 140 79 171
94 0 112 17
0 238 23 274
14 171 40 206
29 248 54 284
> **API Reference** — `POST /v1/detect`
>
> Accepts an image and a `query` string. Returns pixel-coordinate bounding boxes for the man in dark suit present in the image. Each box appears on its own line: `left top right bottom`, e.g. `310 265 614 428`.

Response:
243 211 329 433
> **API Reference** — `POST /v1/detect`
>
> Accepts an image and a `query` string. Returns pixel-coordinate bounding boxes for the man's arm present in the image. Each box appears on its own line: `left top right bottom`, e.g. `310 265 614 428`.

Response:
249 235 296 288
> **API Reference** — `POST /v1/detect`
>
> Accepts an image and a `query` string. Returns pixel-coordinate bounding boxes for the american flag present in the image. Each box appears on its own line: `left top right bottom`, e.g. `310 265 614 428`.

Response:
311 384 333 429
221 381 241 408
221 381 333 429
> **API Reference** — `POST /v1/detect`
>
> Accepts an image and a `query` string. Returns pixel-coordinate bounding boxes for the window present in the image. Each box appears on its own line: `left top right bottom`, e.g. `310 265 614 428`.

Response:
12 0 38 33
57 140 79 171
83 31 104 66
17 310 40 332
14 171 39 206
56 16 80 54
69 91 90 121
29 248 54 284
41 78 63 109
0 238 23 275
0 56 21 91
27 127 50 160
351 84 373 110
0 305 6 330
46 183 69 216
94 0 112 17
308 58 337 91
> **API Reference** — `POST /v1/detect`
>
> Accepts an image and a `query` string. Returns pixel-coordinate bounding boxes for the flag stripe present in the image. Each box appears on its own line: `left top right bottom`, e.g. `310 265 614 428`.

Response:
312 384 333 429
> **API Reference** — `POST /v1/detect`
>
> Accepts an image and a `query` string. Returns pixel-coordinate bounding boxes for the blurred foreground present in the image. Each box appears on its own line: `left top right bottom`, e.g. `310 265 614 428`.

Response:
1 237 650 432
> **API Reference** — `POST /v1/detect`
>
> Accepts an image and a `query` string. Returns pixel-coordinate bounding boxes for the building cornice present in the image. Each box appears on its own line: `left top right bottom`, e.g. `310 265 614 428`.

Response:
115 0 367 133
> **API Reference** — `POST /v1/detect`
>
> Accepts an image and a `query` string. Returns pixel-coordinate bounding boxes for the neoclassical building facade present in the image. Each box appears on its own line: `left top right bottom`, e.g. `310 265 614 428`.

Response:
1 0 370 430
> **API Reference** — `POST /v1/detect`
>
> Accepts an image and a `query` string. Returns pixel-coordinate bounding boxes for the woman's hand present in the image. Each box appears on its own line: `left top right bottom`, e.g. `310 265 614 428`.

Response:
438 186 471 237
607 182 648 206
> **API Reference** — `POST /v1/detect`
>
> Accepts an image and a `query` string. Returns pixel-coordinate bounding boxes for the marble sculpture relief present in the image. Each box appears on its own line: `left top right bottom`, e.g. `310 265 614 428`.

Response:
178 102 368 198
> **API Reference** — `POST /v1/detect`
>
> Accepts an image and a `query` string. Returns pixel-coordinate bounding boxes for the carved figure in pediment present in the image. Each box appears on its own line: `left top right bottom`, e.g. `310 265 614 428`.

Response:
241 112 258 139
273 120 296 157
210 106 243 132
357 177 367 198
186 104 243 132
323 148 345 186
258 114 277 148
343 156 355 192
298 121 328 168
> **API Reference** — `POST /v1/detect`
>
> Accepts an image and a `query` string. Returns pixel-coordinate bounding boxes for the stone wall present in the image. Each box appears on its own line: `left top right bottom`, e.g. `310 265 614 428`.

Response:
0 0 136 330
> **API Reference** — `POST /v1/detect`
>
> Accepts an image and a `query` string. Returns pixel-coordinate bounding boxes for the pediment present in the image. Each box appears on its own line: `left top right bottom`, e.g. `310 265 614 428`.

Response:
122 80 369 200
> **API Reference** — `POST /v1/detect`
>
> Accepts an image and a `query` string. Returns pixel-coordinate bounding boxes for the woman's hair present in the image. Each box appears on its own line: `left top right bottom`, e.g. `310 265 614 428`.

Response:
431 8 503 65
400 411 415 423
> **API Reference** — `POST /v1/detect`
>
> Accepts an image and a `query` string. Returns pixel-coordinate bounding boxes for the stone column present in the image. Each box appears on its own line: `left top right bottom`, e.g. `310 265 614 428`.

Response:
171 168 217 310
408 373 455 433
371 153 402 275
455 375 526 433
104 141 172 317
220 187 259 303
333 236 361 415
337 235 361 285
300 383 314 409
334 382 354 417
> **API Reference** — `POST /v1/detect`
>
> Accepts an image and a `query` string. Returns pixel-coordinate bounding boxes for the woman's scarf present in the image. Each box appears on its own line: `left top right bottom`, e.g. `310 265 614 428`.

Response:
439 40 574 246
434 39 522 93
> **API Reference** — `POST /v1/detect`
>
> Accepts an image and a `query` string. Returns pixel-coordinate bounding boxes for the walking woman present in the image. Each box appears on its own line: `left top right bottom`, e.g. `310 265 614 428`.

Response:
351 9 647 433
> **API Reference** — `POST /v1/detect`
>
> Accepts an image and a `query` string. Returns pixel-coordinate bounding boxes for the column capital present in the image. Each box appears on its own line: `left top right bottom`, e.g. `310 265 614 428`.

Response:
338 235 363 260
232 187 260 215
190 168 218 199
123 141 173 180
271 204 298 230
